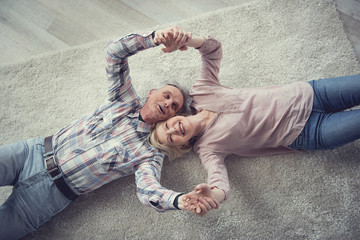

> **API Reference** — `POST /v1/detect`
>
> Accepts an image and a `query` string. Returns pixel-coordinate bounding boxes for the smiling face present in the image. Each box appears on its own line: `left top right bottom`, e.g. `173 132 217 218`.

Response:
141 85 184 125
154 115 196 147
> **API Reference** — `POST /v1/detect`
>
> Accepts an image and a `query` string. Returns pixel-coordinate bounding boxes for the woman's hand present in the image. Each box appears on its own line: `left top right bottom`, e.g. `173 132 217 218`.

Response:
180 183 220 217
154 26 192 53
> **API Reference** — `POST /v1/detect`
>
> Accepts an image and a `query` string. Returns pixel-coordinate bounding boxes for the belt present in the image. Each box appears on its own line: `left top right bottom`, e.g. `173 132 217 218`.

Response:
44 136 78 201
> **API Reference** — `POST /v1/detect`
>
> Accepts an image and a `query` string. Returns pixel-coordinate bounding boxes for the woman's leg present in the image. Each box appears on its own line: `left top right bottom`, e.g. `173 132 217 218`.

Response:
290 109 360 150
309 74 360 113
290 74 360 150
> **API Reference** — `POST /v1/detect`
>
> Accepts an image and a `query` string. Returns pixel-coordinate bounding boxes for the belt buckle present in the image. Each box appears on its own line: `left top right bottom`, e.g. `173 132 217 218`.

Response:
45 155 60 178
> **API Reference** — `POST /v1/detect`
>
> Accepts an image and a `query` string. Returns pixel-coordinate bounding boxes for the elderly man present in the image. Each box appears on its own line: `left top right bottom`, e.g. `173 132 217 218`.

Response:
0 26 218 240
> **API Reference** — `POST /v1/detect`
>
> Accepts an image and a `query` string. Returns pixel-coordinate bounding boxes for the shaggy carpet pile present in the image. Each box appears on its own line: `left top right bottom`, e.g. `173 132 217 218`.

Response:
1 0 359 239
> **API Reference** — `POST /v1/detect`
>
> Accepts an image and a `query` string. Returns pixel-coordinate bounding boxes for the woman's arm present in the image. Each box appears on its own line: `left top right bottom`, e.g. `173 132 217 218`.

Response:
180 183 224 216
184 35 205 49
154 26 205 52
199 151 231 200
179 184 222 216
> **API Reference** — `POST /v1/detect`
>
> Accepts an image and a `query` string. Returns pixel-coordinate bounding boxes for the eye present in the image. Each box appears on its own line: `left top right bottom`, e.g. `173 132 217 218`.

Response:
164 93 170 99
165 123 173 143
172 103 178 111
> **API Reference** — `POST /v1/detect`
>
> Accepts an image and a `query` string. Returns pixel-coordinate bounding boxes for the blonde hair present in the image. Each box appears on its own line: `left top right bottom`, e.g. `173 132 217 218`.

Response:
147 120 192 160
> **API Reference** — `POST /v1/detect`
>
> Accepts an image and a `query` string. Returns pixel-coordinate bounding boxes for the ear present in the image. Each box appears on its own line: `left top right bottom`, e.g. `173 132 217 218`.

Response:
147 89 157 98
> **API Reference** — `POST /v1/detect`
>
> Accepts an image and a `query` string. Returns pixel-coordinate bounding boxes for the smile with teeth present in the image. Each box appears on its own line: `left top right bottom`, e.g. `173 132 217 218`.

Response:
179 122 185 135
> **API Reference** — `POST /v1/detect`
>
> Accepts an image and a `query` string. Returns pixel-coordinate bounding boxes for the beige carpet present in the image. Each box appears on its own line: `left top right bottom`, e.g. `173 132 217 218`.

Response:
1 0 360 239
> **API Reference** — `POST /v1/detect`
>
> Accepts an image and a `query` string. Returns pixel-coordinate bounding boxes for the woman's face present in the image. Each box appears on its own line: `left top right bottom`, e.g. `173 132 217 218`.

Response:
155 115 195 147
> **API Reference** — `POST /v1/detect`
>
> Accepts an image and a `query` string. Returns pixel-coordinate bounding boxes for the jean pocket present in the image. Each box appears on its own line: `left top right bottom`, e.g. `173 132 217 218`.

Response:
15 173 70 229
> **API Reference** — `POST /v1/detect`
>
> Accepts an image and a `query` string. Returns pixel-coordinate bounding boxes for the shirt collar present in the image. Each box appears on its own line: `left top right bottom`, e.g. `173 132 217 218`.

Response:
127 110 151 133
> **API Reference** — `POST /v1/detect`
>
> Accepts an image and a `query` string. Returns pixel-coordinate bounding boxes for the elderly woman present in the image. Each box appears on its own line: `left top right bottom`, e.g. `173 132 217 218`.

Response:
149 29 360 211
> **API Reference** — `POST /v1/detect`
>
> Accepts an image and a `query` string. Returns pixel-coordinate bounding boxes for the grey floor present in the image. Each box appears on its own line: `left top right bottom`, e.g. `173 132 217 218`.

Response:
0 0 359 66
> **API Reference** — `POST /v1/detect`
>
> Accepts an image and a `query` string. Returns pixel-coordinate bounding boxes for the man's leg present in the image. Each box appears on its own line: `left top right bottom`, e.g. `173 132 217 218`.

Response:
0 195 31 240
0 138 42 239
0 138 72 239
0 140 28 186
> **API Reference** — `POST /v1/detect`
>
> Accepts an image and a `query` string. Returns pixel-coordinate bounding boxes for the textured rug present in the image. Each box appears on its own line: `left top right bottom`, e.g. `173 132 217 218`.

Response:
1 0 360 239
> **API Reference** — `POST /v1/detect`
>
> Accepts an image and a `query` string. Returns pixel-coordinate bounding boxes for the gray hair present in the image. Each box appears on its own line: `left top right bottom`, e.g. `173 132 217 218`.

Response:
160 79 191 114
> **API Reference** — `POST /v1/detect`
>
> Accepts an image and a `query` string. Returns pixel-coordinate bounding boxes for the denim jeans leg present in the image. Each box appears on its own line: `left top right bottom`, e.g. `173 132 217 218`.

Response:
319 109 360 149
0 193 30 240
0 138 72 240
290 74 360 150
0 140 28 186
309 74 360 112
291 109 360 150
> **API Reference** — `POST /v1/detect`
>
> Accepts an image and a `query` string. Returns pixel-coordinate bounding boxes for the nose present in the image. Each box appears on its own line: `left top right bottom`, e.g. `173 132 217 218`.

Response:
164 99 172 108
167 126 179 135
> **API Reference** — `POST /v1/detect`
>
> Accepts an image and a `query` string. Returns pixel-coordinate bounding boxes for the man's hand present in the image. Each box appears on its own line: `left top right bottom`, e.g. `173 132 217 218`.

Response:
154 26 192 53
179 183 220 217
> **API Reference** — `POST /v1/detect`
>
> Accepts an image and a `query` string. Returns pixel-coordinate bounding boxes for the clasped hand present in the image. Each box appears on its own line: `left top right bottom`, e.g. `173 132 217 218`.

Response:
154 26 192 53
178 183 220 217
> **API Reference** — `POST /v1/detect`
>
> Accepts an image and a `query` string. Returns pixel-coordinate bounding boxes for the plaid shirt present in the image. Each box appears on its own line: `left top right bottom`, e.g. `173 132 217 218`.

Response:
52 32 180 212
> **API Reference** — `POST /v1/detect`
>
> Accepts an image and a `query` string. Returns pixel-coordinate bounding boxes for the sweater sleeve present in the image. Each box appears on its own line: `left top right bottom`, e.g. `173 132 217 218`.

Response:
194 37 223 86
198 149 230 201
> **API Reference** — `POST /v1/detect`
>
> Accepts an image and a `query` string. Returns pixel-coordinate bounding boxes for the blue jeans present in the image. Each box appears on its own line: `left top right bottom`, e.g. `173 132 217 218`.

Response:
289 74 360 150
0 137 72 240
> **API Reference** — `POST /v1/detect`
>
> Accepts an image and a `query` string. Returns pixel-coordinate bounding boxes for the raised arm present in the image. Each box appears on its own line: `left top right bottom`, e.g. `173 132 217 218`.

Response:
106 31 157 102
154 26 222 87
192 36 223 86
154 26 205 53
105 26 195 102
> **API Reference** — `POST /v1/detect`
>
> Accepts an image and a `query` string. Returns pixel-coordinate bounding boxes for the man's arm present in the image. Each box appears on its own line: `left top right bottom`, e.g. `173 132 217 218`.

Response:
105 26 192 102
154 26 205 53
105 31 158 102
134 155 218 215
135 156 181 212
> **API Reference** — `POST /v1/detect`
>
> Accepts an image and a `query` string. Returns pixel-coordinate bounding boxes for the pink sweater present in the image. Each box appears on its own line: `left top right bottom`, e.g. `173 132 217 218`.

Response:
190 37 314 199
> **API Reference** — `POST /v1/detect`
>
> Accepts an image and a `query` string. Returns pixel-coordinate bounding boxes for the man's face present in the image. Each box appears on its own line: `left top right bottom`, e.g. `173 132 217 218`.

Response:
142 85 184 124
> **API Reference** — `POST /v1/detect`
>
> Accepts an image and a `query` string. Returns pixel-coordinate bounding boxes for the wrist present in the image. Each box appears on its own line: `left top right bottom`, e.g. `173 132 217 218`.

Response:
152 31 160 45
185 36 205 49
211 187 226 203
173 193 184 210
